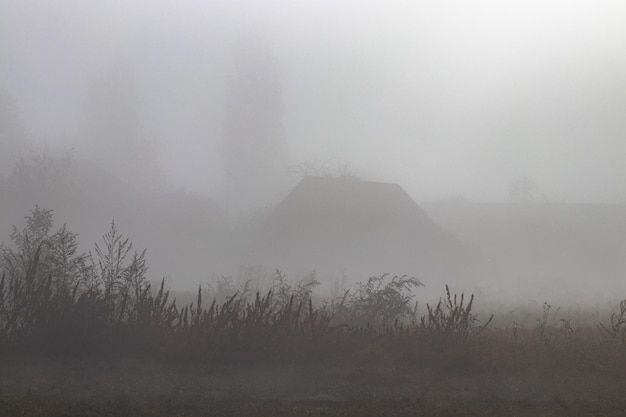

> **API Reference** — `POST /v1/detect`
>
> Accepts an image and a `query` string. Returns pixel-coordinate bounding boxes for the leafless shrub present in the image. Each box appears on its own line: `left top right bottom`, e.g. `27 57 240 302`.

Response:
598 299 626 351
272 269 320 309
333 274 423 328
420 285 493 340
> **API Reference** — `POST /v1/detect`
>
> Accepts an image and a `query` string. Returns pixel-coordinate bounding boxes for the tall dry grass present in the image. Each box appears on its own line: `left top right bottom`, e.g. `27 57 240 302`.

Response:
1 207 626 375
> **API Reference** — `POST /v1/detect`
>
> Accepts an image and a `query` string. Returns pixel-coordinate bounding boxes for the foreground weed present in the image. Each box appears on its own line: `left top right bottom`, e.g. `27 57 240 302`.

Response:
337 274 423 328
598 299 626 351
421 285 493 339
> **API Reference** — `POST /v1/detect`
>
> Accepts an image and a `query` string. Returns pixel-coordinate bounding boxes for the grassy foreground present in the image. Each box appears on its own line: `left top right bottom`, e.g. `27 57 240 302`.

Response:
1 348 626 417
2 208 626 416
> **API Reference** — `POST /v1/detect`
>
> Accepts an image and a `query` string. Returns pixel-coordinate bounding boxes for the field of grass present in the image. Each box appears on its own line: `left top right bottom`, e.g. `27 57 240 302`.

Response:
2 208 626 416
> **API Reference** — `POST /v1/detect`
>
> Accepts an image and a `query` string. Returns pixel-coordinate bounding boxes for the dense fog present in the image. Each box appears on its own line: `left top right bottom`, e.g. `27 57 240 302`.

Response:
1 0 626 302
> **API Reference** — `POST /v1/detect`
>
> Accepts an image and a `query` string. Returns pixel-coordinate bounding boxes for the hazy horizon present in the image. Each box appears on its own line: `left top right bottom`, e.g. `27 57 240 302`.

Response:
2 0 625 207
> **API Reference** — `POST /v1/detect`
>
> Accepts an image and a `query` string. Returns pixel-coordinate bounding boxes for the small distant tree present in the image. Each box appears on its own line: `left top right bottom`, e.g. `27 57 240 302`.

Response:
508 176 546 203
289 159 359 180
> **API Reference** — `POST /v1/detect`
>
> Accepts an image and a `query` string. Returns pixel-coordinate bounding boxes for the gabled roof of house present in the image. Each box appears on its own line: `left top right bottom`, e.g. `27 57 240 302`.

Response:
264 176 439 242
252 176 478 282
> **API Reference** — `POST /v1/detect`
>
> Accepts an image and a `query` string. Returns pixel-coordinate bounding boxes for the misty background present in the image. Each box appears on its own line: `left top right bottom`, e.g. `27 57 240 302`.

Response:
1 0 626 301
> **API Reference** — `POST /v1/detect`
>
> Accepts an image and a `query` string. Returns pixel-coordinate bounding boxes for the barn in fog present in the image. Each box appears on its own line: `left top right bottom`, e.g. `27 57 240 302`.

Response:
253 176 480 285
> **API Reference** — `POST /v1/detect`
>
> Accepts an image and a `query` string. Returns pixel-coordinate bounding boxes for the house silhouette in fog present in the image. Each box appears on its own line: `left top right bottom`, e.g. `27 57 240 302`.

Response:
253 176 480 285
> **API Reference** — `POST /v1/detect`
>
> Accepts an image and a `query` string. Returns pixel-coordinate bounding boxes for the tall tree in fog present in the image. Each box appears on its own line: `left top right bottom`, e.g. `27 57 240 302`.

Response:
0 89 25 176
79 59 163 190
221 30 288 212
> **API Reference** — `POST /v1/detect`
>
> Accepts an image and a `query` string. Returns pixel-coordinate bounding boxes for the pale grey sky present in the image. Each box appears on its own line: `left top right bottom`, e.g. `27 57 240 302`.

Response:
2 0 625 203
